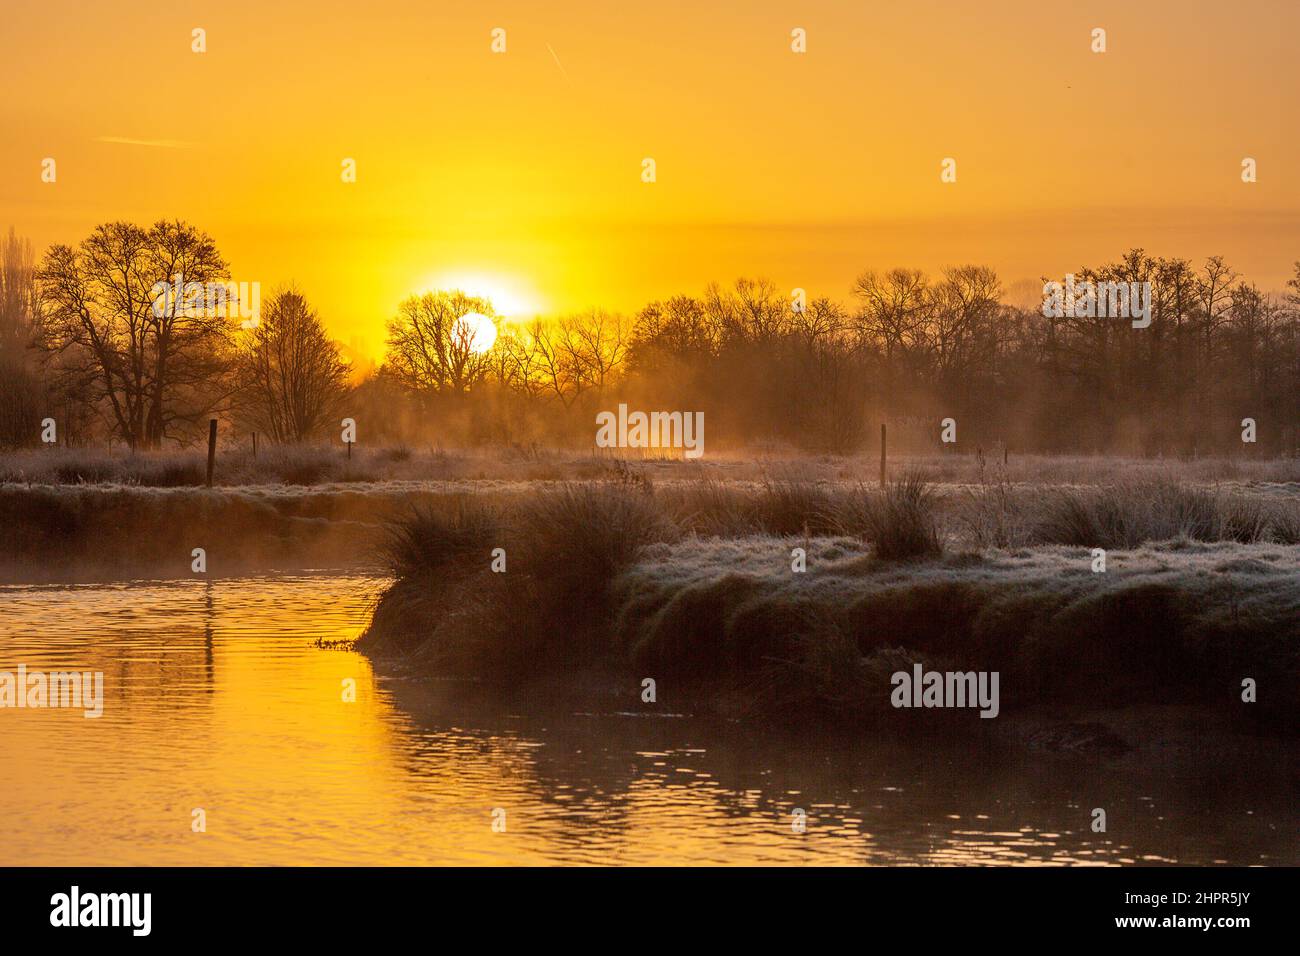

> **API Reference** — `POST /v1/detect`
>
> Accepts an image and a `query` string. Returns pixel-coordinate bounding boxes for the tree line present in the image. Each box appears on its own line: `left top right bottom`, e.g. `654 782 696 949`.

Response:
1 220 1297 455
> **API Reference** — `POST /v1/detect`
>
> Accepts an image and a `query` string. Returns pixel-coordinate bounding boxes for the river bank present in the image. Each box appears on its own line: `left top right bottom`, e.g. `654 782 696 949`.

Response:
355 481 1299 740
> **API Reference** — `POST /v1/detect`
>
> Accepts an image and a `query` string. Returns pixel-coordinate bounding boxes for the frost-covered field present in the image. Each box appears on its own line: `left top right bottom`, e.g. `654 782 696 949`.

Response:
4 444 1300 488
612 536 1299 721
1 448 1298 582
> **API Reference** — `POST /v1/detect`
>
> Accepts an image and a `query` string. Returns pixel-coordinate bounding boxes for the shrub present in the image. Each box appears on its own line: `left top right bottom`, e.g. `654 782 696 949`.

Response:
379 497 499 580
857 474 943 560
1031 480 1256 548
749 478 839 536
513 482 673 618
361 482 673 670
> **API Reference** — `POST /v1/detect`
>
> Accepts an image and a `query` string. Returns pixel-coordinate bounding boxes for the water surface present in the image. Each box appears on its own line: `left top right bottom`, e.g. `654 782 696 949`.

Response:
1 574 1292 865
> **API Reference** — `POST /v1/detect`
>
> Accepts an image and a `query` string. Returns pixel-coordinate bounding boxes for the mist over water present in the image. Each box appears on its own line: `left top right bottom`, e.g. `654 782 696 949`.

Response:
0 573 1291 866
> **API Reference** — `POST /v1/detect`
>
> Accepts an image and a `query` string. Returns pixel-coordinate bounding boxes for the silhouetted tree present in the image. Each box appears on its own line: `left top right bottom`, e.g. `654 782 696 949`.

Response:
384 291 496 398
34 220 233 448
236 286 351 443
0 228 43 447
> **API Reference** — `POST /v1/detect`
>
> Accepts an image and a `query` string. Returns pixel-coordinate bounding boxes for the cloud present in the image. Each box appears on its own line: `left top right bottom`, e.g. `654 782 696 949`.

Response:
96 136 195 149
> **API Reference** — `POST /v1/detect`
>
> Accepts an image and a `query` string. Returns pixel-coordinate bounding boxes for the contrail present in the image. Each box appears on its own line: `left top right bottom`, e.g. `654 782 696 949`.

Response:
546 43 570 80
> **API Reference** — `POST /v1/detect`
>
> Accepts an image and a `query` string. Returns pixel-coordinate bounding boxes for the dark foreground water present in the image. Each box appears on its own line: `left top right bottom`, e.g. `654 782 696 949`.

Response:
0 574 1294 865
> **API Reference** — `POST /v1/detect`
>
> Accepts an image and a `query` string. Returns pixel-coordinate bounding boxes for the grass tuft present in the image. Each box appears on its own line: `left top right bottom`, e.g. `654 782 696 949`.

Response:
854 473 943 560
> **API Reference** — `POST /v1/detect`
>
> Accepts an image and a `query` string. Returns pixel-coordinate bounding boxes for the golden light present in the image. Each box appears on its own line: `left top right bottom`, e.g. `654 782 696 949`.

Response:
457 312 498 354
427 272 540 319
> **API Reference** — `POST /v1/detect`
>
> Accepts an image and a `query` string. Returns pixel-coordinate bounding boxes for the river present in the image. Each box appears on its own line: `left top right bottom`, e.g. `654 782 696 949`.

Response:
1 573 1292 865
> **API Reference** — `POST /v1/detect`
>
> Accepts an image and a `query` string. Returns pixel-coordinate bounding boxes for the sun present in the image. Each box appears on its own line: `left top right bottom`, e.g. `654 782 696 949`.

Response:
457 311 498 354
426 271 540 320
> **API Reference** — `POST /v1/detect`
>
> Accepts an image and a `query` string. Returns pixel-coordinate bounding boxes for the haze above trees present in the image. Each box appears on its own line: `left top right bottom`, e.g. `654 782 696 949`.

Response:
1 221 1297 456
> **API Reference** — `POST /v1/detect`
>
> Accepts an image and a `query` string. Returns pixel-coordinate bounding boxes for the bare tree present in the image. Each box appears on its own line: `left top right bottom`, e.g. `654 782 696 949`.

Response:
384 291 497 397
236 286 351 443
851 268 930 362
703 278 790 345
529 319 582 408
490 313 629 409
924 265 1002 384
34 220 233 447
628 294 722 369
790 296 848 344
494 321 549 399
562 309 631 395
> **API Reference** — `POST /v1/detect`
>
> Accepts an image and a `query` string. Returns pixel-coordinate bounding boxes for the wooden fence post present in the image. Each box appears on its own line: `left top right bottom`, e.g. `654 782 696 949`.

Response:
206 419 217 487
879 423 887 488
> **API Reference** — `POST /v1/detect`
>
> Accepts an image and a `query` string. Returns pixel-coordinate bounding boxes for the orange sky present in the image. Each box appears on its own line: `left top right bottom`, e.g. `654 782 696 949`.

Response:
2 0 1297 358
